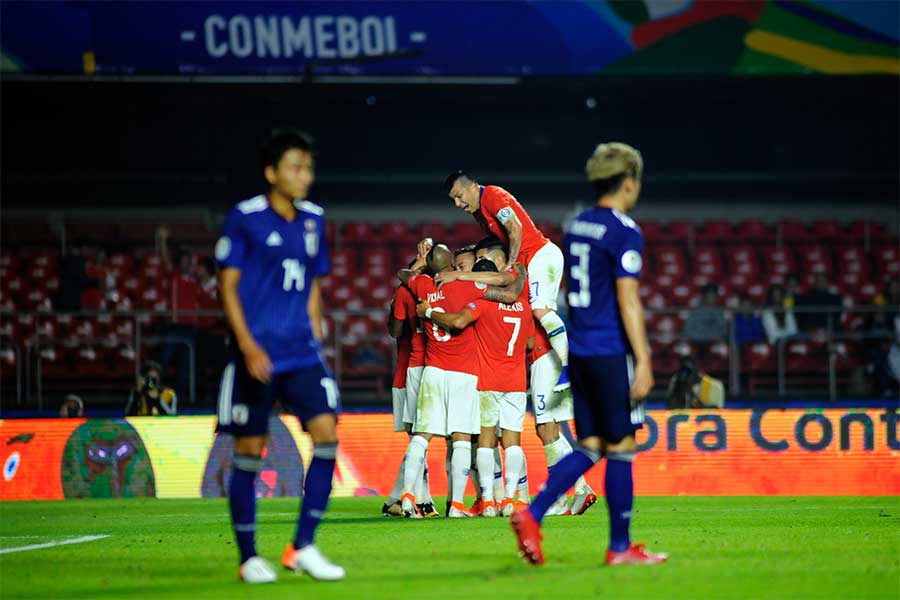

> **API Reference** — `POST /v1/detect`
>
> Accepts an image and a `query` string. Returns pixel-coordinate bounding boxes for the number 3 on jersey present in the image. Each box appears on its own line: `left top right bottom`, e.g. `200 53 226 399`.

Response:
568 242 591 307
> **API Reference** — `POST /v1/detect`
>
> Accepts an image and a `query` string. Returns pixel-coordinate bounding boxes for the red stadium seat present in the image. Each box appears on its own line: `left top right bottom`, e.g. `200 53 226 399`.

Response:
639 220 663 242
341 222 376 241
736 220 775 243
780 220 813 242
418 222 450 242
702 341 730 375
811 220 845 241
785 341 826 373
696 221 734 242
664 221 692 243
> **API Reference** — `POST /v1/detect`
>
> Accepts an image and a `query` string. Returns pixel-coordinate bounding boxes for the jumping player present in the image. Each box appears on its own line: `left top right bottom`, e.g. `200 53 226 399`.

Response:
445 172 571 392
511 142 667 566
215 130 344 583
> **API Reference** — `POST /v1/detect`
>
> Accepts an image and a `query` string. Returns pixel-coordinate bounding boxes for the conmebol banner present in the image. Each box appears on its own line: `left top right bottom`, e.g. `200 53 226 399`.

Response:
1 1 898 76
1 410 897 501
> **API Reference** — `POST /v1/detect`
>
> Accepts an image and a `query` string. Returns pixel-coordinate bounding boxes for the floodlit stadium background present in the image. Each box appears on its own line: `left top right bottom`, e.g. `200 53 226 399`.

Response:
0 1 898 501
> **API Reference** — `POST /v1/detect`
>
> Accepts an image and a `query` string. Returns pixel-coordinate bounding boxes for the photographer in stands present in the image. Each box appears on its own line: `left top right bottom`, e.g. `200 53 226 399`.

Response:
125 361 177 416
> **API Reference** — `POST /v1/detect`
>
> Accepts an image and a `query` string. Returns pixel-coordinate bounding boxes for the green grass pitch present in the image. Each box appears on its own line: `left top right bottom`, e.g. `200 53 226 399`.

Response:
1 497 897 599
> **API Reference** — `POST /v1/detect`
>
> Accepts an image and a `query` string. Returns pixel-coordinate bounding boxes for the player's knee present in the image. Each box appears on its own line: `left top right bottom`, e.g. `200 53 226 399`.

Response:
605 435 637 453
535 422 559 444
234 435 266 457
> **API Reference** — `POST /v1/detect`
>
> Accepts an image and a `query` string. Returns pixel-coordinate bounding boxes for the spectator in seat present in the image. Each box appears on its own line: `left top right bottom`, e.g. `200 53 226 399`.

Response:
157 226 204 403
761 284 798 345
872 277 899 330
59 394 84 418
783 274 801 309
125 360 177 416
733 294 765 346
56 242 98 310
682 284 728 342
795 272 843 333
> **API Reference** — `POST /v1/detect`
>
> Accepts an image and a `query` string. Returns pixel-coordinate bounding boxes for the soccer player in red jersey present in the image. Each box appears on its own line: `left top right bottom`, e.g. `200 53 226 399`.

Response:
418 238 531 517
382 260 437 517
444 173 571 393
396 244 524 518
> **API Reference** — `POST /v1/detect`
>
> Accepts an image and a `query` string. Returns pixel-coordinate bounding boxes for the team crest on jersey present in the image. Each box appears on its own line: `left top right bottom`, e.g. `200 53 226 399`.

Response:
215 236 231 260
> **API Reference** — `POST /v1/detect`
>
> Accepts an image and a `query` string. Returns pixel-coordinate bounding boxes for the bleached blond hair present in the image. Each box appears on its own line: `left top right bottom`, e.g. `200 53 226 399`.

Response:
585 142 643 182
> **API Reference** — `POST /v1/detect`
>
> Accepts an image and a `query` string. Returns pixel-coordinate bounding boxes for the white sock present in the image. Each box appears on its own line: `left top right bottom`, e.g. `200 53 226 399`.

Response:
547 435 591 493
476 448 495 502
422 465 434 504
539 312 569 366
450 441 472 505
387 454 405 503
414 451 426 500
492 446 504 501
504 445 526 500
401 435 428 498
517 471 529 501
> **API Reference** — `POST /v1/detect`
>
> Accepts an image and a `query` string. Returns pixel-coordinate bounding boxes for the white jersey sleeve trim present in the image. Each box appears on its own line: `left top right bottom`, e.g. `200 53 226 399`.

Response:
237 195 268 214
295 199 324 216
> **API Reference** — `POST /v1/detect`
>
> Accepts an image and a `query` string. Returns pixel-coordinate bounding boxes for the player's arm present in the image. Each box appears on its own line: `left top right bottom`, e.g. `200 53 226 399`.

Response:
307 278 324 341
415 301 474 330
502 214 524 267
435 270 514 287
482 264 526 304
219 267 272 382
616 277 653 400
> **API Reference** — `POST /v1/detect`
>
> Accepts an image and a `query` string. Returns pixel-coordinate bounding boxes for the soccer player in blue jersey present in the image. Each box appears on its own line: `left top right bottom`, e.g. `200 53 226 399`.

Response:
511 142 667 566
214 130 344 583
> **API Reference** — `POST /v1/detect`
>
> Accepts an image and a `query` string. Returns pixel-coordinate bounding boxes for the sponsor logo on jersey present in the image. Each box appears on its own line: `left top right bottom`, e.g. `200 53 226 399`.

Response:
265 231 284 247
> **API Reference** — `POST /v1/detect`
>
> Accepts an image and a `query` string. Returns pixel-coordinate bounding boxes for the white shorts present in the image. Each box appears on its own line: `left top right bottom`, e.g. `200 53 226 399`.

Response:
527 241 563 311
480 390 527 432
391 387 407 432
413 366 480 436
531 351 574 425
404 366 424 426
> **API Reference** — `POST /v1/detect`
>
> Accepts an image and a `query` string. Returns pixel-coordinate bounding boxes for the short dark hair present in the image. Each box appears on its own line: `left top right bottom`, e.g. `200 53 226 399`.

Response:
444 170 475 193
453 244 476 258
141 360 162 377
474 235 507 259
591 173 629 199
259 129 314 173
472 258 499 273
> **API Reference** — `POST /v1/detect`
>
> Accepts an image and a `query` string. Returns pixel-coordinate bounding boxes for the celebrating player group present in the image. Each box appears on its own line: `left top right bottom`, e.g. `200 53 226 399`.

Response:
213 131 666 585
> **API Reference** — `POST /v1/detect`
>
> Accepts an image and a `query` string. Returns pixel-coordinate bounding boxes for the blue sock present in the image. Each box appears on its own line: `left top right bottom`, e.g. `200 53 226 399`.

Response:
229 454 261 564
605 451 634 553
295 442 337 550
529 446 599 524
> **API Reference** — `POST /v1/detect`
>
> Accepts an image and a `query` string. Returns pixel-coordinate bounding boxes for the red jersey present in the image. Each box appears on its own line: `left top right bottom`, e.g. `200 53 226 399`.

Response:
391 285 425 388
468 274 534 393
407 274 486 376
478 185 548 267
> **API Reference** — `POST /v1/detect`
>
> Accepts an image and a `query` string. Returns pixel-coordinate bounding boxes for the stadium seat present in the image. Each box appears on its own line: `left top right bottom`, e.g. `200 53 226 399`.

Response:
736 219 775 243
780 220 813 242
785 341 826 373
696 221 734 242
811 220 844 242
341 222 376 241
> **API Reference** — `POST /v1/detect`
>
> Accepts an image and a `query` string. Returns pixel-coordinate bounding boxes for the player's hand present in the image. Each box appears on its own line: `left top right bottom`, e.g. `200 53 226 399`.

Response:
630 360 654 401
416 300 432 318
434 271 459 285
416 238 434 259
242 341 273 383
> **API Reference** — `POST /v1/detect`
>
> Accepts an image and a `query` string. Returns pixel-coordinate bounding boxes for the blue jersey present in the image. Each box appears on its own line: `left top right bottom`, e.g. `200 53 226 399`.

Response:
215 195 330 374
564 206 644 357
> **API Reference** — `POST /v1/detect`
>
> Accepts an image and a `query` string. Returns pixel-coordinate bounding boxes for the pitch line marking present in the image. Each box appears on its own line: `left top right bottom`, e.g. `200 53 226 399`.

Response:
0 535 109 555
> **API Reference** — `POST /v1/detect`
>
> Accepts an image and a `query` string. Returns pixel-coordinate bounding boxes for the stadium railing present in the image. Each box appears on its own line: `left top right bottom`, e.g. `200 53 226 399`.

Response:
1 305 895 410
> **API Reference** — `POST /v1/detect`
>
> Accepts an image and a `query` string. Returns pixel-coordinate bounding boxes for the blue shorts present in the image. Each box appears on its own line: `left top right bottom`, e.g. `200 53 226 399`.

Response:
216 352 340 438
570 353 644 444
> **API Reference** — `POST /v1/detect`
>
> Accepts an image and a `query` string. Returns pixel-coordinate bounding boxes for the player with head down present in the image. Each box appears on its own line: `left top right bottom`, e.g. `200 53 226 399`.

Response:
445 172 572 393
511 142 667 567
396 244 525 517
215 130 344 583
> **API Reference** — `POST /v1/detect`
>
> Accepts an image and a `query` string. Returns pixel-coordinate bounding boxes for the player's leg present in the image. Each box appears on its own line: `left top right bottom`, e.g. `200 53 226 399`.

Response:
404 366 436 515
280 366 345 580
499 392 526 516
383 387 409 515
492 443 505 504
447 371 479 517
476 392 500 516
217 359 278 582
529 242 570 391
600 355 666 565
402 366 443 516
